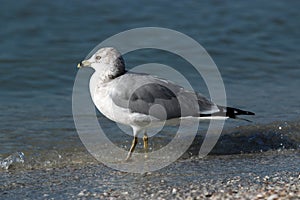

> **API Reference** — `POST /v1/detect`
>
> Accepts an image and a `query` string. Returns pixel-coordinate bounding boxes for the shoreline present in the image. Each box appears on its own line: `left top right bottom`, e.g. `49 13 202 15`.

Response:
1 150 299 199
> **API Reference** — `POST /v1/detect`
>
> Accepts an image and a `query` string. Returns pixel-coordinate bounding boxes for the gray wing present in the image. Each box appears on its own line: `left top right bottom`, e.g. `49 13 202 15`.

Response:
110 73 219 120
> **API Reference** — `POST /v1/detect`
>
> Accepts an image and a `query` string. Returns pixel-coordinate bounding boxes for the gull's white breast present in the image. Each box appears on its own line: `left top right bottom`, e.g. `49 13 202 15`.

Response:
89 73 155 127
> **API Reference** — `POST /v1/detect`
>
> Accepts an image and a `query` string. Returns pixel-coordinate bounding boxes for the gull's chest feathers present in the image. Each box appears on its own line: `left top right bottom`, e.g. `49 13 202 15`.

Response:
92 82 114 117
89 72 112 113
91 79 131 124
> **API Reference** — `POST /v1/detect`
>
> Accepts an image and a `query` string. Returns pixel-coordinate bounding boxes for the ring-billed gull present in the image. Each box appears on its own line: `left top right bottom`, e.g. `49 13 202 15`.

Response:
77 47 254 160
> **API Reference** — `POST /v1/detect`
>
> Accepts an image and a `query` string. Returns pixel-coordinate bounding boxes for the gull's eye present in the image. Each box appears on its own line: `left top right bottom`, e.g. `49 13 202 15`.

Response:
95 55 101 60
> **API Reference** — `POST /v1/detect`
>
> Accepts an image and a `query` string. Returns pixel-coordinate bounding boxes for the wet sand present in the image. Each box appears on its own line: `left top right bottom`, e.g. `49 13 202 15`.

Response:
1 149 299 199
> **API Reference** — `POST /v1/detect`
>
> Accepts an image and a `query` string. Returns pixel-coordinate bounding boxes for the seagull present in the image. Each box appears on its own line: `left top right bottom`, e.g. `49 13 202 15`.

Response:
78 47 254 160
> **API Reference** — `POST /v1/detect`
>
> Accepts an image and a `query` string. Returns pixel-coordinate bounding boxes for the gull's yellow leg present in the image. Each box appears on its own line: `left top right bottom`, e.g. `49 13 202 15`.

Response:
126 136 138 161
143 133 148 158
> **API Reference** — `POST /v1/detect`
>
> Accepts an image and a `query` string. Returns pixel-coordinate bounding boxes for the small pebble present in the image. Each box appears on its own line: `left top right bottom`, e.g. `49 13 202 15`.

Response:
172 188 177 195
267 194 278 200
103 192 109 196
78 190 86 197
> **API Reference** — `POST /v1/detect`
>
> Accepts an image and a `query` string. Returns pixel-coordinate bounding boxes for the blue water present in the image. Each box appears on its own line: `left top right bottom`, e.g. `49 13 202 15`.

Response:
0 0 300 160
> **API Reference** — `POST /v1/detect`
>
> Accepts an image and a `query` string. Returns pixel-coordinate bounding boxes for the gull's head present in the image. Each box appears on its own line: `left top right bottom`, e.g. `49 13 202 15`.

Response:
78 47 125 81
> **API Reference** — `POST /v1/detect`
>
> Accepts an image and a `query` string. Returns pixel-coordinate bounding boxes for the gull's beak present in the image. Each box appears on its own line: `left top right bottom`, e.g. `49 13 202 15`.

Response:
77 60 92 69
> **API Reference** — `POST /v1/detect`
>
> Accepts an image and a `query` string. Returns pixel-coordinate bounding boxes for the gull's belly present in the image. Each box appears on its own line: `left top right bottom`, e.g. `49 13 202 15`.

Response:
92 88 129 124
92 89 158 128
91 82 173 128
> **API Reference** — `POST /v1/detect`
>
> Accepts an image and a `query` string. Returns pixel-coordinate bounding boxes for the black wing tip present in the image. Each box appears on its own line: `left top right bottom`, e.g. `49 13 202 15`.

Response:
222 106 255 118
243 110 255 115
200 106 255 120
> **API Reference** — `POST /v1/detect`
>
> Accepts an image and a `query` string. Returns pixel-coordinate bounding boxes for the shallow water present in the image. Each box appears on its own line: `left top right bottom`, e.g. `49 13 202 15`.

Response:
0 0 300 197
